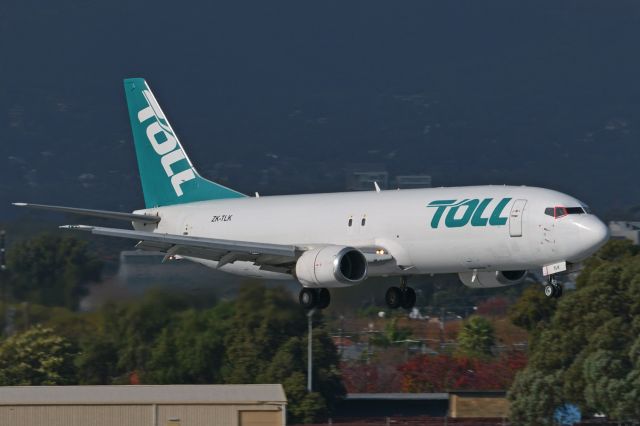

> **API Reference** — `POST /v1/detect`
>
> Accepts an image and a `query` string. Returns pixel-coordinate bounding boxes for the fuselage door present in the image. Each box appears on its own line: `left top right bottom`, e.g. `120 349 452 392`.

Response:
509 199 527 237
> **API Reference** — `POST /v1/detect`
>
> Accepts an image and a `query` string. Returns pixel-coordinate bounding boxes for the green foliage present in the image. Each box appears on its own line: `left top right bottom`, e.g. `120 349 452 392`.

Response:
509 369 563 426
222 284 345 423
0 325 77 385
75 290 193 383
370 318 412 347
509 240 640 423
285 377 327 424
509 286 557 334
145 302 233 384
0 282 346 422
75 338 119 384
456 315 495 358
111 291 191 373
223 284 306 383
7 234 102 310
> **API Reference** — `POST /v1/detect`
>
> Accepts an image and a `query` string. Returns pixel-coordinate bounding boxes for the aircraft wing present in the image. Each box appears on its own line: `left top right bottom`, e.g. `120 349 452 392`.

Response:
61 225 298 270
60 225 396 273
13 203 160 224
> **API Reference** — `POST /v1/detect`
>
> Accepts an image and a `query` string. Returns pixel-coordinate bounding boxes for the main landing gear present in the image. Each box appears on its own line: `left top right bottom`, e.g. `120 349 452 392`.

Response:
385 276 416 310
299 287 331 310
543 275 563 299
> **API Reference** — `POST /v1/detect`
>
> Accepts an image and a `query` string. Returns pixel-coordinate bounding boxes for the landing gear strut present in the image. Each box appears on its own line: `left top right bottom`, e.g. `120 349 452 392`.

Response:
543 275 563 299
299 288 331 310
385 277 416 310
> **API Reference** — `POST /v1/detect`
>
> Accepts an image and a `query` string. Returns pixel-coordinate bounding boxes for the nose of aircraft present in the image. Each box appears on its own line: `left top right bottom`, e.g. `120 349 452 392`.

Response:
577 216 610 255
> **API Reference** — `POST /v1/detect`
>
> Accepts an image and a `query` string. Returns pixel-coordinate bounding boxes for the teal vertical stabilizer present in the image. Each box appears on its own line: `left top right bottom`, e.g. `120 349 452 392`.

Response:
123 78 246 208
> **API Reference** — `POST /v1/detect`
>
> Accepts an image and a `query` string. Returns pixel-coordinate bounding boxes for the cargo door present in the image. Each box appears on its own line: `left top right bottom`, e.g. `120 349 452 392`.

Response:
509 199 527 237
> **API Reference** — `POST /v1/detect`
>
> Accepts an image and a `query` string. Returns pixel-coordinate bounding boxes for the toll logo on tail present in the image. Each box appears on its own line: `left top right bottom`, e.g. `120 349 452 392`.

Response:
427 198 511 228
124 78 246 208
137 89 195 197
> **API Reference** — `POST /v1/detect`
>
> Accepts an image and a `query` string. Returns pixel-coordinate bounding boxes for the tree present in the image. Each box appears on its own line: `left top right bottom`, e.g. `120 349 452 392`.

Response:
7 283 348 422
75 338 119 385
0 325 77 385
509 369 563 426
222 284 307 383
456 315 495 358
398 351 526 392
145 302 233 384
508 240 640 424
222 284 345 423
581 320 640 420
341 362 380 393
370 317 412 347
476 296 509 317
7 234 102 310
508 286 557 333
75 290 192 384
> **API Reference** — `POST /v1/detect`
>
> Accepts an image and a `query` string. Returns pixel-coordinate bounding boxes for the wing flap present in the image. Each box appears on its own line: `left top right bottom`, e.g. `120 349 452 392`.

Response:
61 225 297 258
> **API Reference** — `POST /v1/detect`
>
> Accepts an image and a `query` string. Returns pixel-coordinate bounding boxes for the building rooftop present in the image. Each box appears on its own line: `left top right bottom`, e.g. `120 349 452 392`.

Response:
609 221 640 245
0 385 287 405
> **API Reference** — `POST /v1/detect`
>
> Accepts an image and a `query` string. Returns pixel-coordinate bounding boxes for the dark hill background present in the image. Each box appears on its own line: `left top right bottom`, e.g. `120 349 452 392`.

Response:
1 1 639 217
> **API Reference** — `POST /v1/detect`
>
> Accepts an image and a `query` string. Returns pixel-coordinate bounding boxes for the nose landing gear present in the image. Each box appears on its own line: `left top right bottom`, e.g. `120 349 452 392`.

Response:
543 275 563 299
299 287 331 310
385 277 416 310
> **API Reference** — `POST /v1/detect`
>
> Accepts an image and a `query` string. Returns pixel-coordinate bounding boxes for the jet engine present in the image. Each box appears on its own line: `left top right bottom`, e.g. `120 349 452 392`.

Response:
295 246 368 288
458 270 527 288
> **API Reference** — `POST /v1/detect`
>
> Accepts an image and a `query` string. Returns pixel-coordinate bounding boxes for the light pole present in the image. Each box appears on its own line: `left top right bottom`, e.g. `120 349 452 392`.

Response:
338 315 344 357
307 309 315 392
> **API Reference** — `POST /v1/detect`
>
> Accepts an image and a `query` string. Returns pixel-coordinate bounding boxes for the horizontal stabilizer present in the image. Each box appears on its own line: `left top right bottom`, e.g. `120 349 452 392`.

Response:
13 203 160 224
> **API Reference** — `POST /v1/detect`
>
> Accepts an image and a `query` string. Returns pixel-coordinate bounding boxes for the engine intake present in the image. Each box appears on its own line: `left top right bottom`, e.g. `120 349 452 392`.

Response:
458 270 527 288
295 246 368 288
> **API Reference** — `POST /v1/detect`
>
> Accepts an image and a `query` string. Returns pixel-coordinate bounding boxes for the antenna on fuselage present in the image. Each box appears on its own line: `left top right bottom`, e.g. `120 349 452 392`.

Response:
373 182 381 193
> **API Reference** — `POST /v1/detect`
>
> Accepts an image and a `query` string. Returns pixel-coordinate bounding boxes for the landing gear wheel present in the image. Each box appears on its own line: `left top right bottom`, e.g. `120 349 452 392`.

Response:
316 288 331 310
299 288 317 310
553 283 563 298
543 282 563 299
401 287 417 310
544 284 556 298
385 286 403 309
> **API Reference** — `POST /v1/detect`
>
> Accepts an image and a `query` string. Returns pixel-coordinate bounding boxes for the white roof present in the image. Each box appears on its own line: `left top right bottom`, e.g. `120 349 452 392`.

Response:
0 385 286 405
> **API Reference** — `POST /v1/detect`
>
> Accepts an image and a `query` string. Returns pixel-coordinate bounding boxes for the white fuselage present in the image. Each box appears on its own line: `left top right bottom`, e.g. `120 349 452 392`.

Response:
134 185 609 281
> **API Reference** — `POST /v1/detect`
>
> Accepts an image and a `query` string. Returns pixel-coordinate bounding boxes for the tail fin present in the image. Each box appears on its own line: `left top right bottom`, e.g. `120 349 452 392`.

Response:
123 78 246 208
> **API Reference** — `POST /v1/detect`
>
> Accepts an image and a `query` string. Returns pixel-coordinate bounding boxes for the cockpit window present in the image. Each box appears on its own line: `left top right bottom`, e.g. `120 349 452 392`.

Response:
544 206 588 218
566 207 585 215
555 207 568 218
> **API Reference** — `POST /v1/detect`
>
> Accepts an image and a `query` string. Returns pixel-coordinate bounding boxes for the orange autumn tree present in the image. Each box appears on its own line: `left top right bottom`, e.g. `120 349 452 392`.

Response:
398 351 527 392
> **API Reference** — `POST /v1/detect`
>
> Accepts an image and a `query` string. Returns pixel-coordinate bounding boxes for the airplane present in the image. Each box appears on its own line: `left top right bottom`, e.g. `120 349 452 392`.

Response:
14 78 610 310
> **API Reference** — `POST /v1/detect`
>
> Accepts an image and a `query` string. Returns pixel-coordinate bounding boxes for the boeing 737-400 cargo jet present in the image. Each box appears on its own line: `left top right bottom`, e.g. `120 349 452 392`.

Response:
14 79 610 310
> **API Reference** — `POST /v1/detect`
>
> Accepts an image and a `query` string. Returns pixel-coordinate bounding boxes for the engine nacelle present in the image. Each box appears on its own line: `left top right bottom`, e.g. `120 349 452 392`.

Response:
295 246 368 288
458 270 527 288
